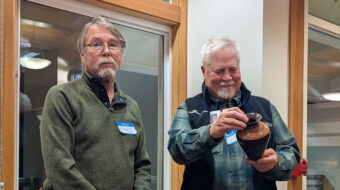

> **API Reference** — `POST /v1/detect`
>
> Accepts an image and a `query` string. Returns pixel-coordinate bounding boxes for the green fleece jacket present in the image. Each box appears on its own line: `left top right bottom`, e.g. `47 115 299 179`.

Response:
40 72 151 190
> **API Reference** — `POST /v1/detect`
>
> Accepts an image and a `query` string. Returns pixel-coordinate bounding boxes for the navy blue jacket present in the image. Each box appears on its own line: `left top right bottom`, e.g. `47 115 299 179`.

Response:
182 82 287 190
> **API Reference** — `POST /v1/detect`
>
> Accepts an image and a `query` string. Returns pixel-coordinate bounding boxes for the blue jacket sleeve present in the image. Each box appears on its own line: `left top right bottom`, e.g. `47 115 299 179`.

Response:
262 105 301 181
167 103 222 165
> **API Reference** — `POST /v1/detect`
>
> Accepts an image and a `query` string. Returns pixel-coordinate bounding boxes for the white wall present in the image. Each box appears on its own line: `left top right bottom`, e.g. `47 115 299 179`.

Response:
263 1 290 189
262 0 289 122
187 0 263 97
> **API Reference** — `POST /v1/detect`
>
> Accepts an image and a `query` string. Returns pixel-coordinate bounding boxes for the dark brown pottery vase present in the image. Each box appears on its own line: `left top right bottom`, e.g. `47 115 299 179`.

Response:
236 112 271 161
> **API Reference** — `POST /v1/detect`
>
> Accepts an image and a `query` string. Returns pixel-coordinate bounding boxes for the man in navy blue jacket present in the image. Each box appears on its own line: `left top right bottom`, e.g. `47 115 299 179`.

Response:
168 37 300 190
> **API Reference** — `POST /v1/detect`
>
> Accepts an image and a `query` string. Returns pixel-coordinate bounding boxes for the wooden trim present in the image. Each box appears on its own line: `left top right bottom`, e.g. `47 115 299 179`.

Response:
170 0 187 189
288 0 304 190
76 0 181 26
1 0 19 189
0 0 3 184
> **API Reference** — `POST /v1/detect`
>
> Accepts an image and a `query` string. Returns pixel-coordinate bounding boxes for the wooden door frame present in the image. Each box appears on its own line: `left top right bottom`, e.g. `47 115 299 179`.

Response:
288 0 304 190
0 0 187 189
0 0 19 189
1 0 307 189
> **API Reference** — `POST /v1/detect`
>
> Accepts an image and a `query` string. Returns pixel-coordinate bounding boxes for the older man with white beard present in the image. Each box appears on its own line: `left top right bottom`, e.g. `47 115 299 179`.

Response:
40 16 151 190
168 38 300 190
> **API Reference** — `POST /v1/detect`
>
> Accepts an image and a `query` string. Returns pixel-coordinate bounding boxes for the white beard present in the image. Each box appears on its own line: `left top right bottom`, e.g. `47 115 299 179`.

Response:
98 67 117 83
217 81 236 99
87 57 120 83
217 87 236 99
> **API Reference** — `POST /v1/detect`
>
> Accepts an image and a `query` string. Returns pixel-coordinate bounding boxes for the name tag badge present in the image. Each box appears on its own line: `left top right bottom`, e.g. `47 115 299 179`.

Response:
225 129 237 146
210 110 221 123
116 121 137 135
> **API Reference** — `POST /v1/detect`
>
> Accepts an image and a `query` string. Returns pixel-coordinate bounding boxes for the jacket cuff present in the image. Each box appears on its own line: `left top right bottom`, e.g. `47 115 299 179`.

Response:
201 125 223 148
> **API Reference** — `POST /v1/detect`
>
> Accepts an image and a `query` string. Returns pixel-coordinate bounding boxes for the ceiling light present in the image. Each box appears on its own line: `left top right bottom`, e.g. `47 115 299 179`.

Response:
322 92 340 101
20 57 52 70
20 24 51 70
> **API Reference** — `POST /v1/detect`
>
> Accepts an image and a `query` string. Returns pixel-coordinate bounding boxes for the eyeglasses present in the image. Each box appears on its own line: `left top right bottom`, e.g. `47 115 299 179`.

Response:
84 42 122 53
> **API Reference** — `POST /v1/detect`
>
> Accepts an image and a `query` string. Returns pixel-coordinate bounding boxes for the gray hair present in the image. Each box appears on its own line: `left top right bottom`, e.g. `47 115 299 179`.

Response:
77 16 126 53
201 37 240 67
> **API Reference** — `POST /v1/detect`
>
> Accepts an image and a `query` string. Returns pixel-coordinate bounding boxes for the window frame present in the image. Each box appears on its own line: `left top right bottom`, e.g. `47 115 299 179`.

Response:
0 0 187 189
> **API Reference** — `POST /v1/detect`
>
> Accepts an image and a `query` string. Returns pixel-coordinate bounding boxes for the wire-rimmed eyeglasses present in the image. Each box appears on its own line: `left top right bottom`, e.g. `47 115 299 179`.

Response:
84 42 122 53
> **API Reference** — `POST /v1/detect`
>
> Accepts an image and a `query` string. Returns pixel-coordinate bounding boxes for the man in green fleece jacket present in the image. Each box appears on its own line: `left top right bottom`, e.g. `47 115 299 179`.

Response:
40 16 151 190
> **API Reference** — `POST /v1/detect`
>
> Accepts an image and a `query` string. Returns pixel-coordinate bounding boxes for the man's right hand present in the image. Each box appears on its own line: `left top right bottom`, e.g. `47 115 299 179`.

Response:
209 107 248 139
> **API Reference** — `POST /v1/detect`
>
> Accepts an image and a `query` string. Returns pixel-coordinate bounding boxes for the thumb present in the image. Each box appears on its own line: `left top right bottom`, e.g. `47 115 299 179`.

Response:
263 148 275 157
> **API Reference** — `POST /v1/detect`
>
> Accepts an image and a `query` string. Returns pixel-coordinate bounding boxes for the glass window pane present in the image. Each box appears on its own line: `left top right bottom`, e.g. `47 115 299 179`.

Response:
307 28 340 189
20 1 163 189
309 0 340 26
20 3 89 188
114 24 163 189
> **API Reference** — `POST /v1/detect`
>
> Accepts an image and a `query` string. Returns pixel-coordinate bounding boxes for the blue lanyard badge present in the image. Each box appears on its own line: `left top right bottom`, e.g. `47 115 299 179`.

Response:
225 129 237 146
116 121 137 135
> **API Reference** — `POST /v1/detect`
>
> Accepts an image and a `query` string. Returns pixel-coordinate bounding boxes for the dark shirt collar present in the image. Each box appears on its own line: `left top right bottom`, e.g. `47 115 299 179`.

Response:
208 90 241 110
82 71 127 108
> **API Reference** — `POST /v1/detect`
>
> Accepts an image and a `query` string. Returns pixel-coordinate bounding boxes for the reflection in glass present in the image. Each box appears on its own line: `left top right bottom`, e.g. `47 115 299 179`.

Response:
20 1 163 189
307 28 340 189
309 0 340 26
20 2 90 188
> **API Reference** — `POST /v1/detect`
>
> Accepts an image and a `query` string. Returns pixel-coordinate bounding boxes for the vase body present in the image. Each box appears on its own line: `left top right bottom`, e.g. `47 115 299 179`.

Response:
236 113 270 161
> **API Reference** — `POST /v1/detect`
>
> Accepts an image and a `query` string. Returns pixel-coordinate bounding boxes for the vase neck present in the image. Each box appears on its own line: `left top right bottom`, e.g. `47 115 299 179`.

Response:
246 118 259 129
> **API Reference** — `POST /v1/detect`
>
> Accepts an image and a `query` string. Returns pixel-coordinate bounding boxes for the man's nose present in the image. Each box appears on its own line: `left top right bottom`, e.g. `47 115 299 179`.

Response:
221 72 232 80
101 45 112 56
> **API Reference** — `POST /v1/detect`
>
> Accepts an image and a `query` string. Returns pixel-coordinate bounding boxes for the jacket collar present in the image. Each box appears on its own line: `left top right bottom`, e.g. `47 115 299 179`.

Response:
81 71 127 107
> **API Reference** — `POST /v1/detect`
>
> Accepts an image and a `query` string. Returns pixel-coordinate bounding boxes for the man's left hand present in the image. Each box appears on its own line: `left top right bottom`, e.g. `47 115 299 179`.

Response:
246 148 278 172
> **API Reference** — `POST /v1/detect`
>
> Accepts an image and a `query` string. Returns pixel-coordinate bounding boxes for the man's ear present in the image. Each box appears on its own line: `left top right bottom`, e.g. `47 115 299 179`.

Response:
80 51 85 64
201 65 207 80
201 65 205 74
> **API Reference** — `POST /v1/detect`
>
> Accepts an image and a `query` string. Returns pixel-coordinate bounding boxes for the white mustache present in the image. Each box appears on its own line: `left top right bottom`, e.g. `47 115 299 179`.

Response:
220 81 235 86
97 57 119 70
